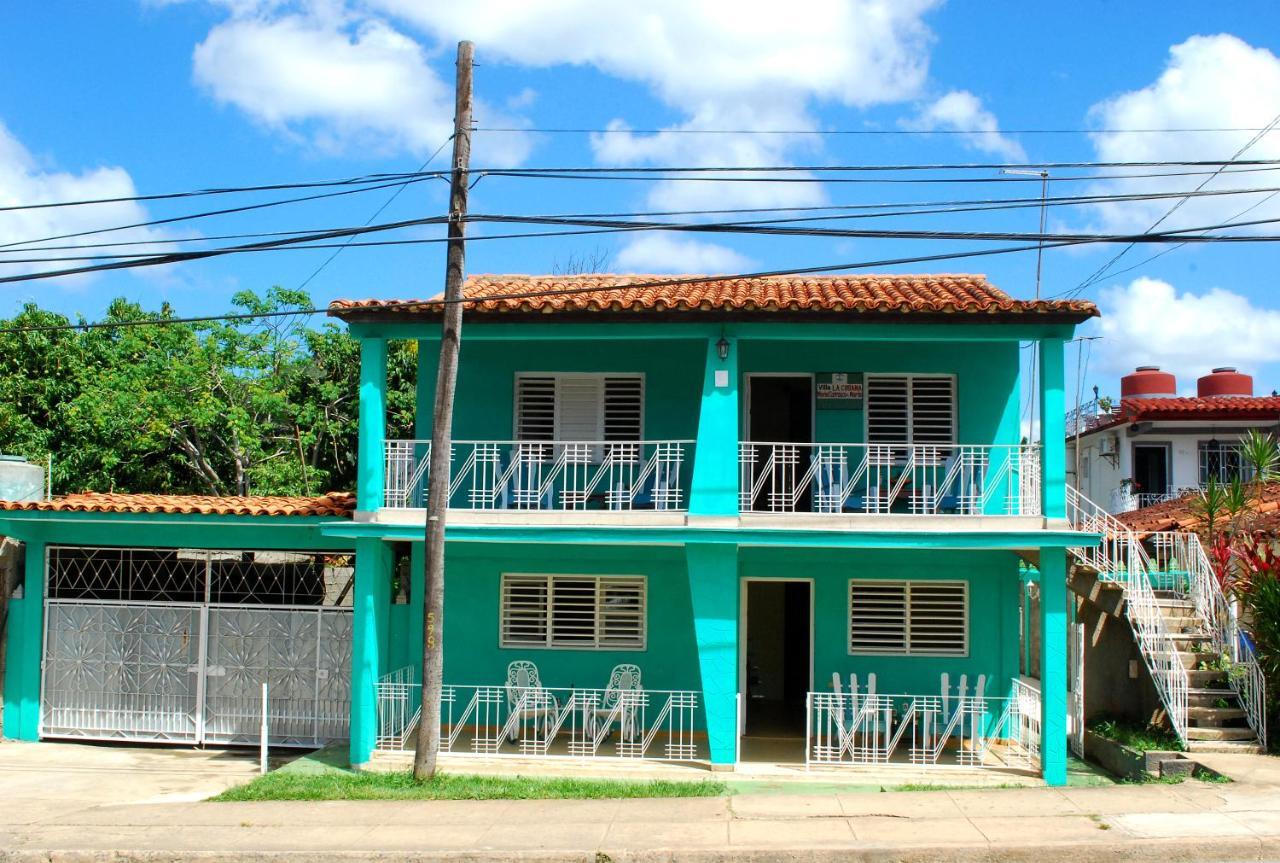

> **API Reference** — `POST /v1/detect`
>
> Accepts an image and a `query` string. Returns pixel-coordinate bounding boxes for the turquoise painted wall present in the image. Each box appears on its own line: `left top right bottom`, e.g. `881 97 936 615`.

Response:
435 543 702 693
738 547 1023 698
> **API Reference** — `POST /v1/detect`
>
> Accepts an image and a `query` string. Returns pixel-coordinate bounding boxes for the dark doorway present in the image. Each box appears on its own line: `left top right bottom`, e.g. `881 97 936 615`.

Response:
746 376 814 511
743 580 812 746
1133 444 1170 499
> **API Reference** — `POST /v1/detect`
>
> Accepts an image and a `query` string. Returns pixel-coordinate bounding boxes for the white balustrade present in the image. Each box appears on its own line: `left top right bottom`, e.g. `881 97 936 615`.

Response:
739 442 1040 516
374 671 699 761
806 683 1041 770
384 440 693 512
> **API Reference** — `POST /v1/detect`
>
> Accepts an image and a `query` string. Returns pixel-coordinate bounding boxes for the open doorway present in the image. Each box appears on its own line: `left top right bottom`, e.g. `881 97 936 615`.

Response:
1132 443 1170 500
741 579 812 762
745 375 814 511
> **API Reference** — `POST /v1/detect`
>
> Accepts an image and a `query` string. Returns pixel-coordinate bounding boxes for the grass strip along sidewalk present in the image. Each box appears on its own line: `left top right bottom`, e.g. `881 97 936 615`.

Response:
214 770 726 801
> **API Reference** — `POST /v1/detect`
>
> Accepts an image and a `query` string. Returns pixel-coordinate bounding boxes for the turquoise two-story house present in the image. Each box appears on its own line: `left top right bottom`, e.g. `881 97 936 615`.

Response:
329 273 1097 784
0 273 1098 786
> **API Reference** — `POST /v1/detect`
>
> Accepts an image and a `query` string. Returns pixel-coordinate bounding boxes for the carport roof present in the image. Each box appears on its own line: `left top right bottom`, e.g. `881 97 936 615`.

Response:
0 491 355 518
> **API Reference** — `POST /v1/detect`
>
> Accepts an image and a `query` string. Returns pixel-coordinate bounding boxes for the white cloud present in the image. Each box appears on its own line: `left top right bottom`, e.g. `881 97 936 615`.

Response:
903 90 1026 161
371 0 941 209
614 234 755 273
0 121 167 281
191 7 532 165
1094 277 1280 382
1083 35 1280 235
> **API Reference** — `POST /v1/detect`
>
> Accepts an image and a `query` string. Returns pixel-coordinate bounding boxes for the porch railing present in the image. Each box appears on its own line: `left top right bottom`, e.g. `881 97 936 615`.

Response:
739 443 1040 516
383 439 694 512
806 682 1041 770
375 669 700 761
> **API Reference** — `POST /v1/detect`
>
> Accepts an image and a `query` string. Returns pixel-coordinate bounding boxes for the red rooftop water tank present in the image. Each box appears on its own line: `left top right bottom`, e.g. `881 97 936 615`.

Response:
1197 367 1253 398
1121 366 1177 400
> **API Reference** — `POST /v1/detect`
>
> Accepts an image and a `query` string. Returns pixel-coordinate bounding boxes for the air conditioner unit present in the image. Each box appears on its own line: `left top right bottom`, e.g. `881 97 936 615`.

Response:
1099 434 1119 466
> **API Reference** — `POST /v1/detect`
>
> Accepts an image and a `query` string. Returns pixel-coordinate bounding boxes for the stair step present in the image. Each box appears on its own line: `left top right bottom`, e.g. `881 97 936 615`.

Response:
1185 726 1260 742
1168 632 1212 642
1188 706 1247 723
1188 740 1266 755
1186 669 1230 685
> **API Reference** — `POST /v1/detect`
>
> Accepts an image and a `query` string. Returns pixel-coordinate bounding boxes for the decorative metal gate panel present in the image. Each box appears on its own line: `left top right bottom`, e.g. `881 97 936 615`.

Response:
41 546 353 748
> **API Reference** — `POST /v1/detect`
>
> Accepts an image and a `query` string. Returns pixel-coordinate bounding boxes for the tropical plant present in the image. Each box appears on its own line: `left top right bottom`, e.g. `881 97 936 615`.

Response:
1194 477 1227 543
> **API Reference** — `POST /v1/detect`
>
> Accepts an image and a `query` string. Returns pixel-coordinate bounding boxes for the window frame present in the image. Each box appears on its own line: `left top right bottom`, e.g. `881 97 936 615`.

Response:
1198 439 1251 486
847 578 969 657
863 373 957 446
512 372 646 442
499 572 648 651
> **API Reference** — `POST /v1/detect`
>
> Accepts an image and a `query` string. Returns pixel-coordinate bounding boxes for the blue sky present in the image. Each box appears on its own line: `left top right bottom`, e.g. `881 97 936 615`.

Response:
2 1 1280 400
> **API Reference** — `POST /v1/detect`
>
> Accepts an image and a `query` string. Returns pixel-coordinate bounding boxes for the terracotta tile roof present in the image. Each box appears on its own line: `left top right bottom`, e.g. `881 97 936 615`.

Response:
0 491 356 518
330 274 1098 321
1115 482 1280 534
1118 396 1280 421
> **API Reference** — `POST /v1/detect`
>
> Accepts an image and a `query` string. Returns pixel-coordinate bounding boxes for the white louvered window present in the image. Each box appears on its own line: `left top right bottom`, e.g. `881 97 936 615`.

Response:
515 374 644 442
500 574 646 650
848 579 967 656
865 374 956 445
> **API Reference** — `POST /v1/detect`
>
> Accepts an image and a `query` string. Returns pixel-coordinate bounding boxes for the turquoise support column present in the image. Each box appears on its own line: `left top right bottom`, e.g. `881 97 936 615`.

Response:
1039 337 1067 519
1039 548 1068 786
2 539 44 741
357 337 389 512
685 542 739 767
688 336 739 516
350 537 392 767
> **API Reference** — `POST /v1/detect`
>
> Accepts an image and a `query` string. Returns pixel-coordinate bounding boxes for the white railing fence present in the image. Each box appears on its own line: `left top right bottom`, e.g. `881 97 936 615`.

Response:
1160 533 1267 749
807 682 1041 770
1067 487 1189 743
384 440 694 512
739 443 1040 516
374 670 700 761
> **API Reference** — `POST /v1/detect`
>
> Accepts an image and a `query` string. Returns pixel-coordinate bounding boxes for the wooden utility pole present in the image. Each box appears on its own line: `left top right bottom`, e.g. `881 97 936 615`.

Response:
413 39 473 781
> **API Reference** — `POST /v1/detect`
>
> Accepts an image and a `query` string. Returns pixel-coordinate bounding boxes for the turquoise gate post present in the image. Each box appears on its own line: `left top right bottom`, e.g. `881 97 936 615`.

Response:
1038 548 1068 786
689 335 739 517
350 537 392 767
1 538 44 741
357 337 388 513
685 542 740 767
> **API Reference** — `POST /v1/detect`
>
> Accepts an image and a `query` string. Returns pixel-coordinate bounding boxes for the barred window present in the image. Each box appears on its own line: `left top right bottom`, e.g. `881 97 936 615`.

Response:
865 374 956 445
848 579 967 656
500 574 646 650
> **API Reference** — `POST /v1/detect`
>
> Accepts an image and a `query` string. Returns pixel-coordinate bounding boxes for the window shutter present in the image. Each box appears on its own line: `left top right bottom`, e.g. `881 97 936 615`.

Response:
866 377 909 444
501 575 549 645
598 577 646 646
550 577 599 645
848 580 908 654
555 377 604 442
849 579 967 656
907 581 967 656
603 376 643 441
911 377 955 445
515 377 556 441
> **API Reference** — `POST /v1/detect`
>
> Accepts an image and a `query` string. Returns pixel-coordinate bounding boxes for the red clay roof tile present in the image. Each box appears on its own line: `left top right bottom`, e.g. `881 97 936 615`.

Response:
329 273 1098 321
0 492 355 518
1116 481 1280 535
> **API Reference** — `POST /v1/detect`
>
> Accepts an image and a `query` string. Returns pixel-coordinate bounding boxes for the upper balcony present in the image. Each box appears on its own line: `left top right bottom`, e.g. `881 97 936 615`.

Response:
333 273 1098 531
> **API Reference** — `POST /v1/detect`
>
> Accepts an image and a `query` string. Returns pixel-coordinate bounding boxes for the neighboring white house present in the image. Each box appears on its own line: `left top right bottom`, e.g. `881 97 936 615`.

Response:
1067 366 1280 513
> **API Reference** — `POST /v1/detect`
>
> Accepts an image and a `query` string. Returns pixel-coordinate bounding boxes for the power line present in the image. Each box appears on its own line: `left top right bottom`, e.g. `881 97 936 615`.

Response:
478 125 1277 136
295 135 455 292
1066 111 1280 297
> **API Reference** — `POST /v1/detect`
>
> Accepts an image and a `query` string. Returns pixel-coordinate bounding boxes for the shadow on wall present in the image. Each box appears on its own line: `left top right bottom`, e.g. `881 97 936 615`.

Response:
0 538 25 737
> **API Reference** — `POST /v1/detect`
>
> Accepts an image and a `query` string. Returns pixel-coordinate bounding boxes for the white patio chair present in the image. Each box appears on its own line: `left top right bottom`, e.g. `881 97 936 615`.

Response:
593 664 643 741
504 660 557 743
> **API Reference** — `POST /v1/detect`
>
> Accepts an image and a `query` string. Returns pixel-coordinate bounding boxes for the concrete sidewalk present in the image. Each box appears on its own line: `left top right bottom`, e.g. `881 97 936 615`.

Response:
3 742 1280 861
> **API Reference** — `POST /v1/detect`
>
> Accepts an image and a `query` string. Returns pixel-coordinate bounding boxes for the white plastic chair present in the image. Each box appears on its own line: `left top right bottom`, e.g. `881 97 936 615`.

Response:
505 660 557 743
594 664 643 741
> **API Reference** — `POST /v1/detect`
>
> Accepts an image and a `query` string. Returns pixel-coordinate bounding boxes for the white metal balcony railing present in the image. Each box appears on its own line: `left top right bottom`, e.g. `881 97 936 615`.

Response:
384 439 694 512
375 669 700 761
806 680 1042 770
738 443 1040 516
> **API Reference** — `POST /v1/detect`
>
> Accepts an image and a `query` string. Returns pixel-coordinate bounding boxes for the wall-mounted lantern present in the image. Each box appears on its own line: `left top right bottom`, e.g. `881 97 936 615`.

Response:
716 336 730 361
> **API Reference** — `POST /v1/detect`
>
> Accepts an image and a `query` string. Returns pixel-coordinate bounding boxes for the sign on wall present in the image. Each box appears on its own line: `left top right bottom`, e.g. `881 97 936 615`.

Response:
816 372 863 410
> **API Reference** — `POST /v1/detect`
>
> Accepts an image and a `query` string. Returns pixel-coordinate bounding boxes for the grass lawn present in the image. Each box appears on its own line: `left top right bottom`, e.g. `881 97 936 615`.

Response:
213 769 726 801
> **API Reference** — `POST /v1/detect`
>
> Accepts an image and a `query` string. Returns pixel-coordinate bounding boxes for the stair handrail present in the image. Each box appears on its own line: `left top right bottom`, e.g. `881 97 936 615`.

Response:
1066 486 1189 743
1172 532 1267 749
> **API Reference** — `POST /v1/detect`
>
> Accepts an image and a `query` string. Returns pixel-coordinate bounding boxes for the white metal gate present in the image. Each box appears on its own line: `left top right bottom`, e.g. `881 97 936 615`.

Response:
40 546 353 747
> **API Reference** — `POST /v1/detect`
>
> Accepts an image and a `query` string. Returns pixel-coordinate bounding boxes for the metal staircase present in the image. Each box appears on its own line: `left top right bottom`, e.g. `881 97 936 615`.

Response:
1066 487 1266 752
